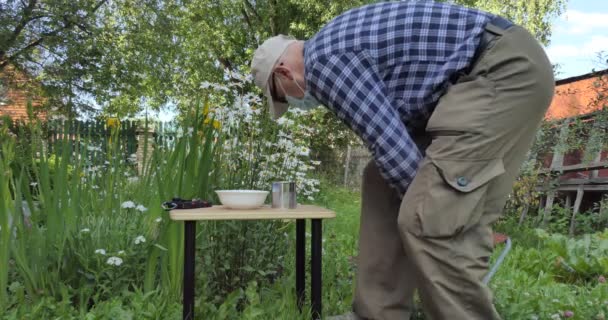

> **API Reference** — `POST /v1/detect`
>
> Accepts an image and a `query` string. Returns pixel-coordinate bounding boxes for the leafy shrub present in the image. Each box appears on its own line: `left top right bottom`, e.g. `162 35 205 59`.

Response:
536 229 608 283
2 73 325 313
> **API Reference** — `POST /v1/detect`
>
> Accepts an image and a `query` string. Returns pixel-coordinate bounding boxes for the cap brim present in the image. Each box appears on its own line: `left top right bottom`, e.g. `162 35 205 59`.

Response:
265 86 289 120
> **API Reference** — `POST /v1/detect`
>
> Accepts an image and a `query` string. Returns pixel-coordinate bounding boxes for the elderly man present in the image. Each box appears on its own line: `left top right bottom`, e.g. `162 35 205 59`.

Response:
251 1 554 319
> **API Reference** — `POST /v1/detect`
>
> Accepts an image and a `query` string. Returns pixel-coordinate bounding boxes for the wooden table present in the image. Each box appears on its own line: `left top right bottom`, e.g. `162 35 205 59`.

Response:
169 205 336 320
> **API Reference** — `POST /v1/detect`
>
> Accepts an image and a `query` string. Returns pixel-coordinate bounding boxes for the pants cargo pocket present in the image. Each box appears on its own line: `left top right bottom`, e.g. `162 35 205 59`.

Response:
399 157 505 238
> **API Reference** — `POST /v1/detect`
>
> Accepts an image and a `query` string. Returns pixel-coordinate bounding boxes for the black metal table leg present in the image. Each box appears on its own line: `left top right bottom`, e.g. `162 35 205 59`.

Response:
184 221 196 320
311 219 322 320
296 219 306 312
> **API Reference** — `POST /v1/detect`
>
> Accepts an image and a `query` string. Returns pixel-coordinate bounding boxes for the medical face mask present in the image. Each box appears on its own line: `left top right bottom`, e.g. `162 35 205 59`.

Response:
276 73 320 111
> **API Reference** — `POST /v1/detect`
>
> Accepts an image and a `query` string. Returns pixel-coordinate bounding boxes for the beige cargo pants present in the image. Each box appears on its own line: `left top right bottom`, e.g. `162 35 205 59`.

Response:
352 22 555 320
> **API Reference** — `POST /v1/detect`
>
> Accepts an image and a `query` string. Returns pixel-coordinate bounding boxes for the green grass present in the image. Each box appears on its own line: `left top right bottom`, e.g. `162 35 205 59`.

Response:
1 180 363 320
219 182 363 319
262 183 608 320
6 178 608 320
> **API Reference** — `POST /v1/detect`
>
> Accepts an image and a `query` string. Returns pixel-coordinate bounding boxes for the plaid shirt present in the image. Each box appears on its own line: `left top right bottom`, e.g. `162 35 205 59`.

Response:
304 1 494 196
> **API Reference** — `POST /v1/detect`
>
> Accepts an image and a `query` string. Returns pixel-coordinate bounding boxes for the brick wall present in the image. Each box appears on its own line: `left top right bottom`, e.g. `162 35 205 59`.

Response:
0 66 46 122
545 71 608 121
541 70 608 179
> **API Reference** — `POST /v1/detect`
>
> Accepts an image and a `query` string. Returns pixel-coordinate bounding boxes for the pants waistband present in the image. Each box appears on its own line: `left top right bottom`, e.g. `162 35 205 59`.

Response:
479 16 514 51
486 15 514 32
466 16 514 73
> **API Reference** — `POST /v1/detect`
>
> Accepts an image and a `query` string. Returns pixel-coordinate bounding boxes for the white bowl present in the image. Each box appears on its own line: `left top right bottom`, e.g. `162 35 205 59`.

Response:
215 190 269 209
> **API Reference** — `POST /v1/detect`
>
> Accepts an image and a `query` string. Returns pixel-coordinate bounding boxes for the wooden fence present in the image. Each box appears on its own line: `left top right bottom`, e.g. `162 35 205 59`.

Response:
7 119 179 166
10 118 372 187
47 120 137 163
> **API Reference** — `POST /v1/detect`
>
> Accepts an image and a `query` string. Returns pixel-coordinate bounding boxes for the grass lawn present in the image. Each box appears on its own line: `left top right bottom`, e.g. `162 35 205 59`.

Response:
249 183 608 320
4 182 608 319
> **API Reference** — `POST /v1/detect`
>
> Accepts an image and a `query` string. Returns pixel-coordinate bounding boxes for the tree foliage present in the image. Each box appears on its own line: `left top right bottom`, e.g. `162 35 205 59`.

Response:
456 0 567 45
0 0 109 115
0 0 567 117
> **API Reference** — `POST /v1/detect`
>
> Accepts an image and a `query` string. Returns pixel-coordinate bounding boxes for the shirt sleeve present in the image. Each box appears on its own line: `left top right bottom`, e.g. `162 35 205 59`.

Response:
307 51 422 197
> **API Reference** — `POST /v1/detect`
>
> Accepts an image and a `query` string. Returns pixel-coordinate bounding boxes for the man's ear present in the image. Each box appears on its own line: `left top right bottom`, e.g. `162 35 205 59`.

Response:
274 65 293 80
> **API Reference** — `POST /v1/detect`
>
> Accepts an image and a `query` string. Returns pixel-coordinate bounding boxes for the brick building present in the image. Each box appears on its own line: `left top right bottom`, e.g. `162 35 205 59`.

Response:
0 65 46 122
540 69 608 229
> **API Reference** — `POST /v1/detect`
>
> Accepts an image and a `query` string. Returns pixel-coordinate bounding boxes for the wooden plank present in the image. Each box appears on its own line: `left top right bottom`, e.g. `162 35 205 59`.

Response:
556 178 608 185
169 204 336 221
343 145 351 186
554 184 608 192
157 121 164 148
129 120 137 156
549 161 608 174
542 191 556 227
591 147 603 178
550 119 570 169
550 152 564 170
569 185 584 236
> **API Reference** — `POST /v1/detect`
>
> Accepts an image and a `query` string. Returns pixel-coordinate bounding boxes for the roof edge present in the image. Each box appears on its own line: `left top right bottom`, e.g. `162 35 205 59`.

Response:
556 68 608 86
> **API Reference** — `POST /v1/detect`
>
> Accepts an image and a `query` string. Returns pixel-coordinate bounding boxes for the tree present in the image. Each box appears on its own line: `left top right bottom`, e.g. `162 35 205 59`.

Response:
0 0 110 115
1 0 568 117
128 0 568 114
456 0 567 45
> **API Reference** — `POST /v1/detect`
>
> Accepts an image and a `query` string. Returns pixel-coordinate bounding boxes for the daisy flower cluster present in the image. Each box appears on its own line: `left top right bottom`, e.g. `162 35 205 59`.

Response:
202 70 321 199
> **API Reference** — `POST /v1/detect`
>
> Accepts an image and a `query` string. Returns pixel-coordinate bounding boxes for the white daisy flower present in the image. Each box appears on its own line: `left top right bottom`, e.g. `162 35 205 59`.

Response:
121 201 136 209
106 256 123 266
136 204 148 212
95 249 106 255
134 235 146 245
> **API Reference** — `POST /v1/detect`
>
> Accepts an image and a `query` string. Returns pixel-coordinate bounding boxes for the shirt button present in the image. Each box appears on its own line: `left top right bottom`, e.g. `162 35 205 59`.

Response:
457 177 469 187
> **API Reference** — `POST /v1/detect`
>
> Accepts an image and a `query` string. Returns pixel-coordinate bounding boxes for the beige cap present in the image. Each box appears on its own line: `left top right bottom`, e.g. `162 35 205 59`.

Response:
251 34 297 119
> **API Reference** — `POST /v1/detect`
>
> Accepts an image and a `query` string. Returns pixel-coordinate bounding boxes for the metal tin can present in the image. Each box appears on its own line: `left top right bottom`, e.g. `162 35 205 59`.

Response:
271 181 296 209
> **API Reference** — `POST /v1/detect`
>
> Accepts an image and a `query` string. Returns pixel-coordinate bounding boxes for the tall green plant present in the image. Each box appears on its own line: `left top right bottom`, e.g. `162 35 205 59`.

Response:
9 121 80 300
142 100 221 299
0 121 15 307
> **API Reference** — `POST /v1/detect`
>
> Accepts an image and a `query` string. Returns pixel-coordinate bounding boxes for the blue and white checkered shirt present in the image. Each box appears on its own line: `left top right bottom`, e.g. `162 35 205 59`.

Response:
304 1 494 196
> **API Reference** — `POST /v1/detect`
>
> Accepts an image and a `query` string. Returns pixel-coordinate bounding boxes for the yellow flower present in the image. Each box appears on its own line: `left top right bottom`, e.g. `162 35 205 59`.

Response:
203 100 210 116
106 117 120 128
203 117 221 130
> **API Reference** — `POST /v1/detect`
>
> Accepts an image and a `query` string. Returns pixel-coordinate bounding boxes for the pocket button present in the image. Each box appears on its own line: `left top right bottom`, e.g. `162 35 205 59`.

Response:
456 176 469 187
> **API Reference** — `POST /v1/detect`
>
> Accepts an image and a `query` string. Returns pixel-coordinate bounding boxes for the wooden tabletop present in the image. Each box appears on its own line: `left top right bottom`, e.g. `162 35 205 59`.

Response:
169 204 336 221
